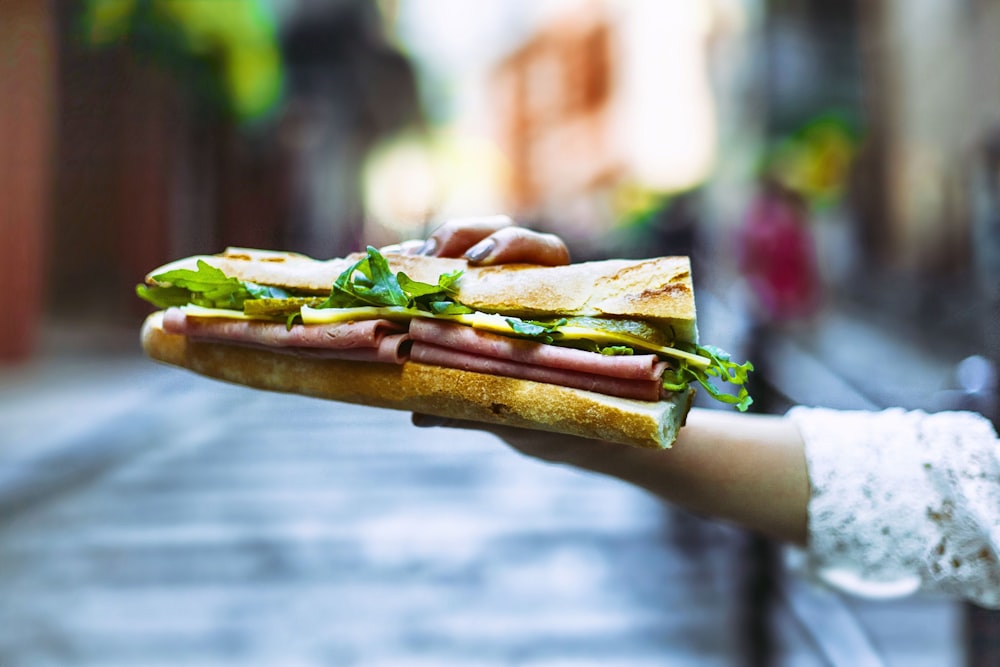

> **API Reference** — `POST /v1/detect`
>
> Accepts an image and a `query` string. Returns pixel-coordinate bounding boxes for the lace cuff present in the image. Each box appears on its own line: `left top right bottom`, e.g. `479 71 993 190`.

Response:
786 406 1000 608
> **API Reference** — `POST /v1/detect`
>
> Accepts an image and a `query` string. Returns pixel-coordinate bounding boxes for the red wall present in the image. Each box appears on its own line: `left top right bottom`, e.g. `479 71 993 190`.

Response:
0 1 55 362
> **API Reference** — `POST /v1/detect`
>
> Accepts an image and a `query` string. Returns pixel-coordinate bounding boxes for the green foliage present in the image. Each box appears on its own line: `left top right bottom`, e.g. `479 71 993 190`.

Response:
83 0 283 122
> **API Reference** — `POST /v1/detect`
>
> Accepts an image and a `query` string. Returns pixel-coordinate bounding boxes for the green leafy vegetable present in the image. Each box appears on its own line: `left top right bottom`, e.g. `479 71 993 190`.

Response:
427 301 474 315
135 284 193 309
663 344 754 411
504 317 567 344
600 345 634 356
322 246 410 308
318 246 470 314
136 260 289 310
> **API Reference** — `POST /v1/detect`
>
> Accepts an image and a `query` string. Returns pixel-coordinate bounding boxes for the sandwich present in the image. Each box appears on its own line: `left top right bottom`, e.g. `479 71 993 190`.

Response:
137 246 752 449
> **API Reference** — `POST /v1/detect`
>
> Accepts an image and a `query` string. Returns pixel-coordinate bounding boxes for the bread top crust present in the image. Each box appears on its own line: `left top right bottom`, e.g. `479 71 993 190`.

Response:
147 247 696 331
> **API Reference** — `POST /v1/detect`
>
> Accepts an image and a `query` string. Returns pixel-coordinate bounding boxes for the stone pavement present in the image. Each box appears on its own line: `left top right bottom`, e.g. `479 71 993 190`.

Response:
0 347 755 666
0 324 966 666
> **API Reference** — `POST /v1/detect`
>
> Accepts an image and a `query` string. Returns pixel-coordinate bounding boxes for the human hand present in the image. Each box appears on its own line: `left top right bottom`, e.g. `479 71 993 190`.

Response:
412 215 570 266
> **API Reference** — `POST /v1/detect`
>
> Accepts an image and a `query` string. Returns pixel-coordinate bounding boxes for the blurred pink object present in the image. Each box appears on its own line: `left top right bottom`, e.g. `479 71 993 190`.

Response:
738 183 822 322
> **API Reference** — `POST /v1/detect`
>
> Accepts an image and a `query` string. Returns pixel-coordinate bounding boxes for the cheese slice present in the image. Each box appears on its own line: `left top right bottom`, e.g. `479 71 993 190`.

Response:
181 305 264 320
300 305 423 324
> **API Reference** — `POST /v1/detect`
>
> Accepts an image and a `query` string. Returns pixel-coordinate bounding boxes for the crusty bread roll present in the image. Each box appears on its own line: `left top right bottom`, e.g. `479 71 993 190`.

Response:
139 247 708 448
141 312 695 449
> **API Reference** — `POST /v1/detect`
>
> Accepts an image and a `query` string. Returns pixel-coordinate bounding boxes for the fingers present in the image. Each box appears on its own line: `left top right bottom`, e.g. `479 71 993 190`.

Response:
468 226 570 266
418 215 516 259
418 216 570 266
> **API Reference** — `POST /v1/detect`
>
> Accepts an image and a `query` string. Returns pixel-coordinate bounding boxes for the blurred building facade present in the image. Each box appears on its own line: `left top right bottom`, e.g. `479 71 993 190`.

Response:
488 1 719 255
4 0 1000 391
10 0 420 347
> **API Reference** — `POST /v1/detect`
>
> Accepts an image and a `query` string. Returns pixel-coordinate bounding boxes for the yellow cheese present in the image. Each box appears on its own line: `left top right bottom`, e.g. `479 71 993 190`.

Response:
555 326 710 368
446 311 515 332
181 305 264 320
300 305 422 324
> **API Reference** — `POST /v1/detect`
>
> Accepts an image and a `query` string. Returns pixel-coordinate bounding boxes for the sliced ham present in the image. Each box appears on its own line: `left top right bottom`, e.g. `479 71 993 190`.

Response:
162 308 411 365
411 342 662 402
409 318 669 381
275 333 412 364
221 333 412 364
164 308 406 349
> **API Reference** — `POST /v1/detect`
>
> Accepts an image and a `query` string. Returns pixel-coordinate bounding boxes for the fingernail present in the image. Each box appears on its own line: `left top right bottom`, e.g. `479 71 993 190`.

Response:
412 413 448 428
464 238 496 263
416 237 438 256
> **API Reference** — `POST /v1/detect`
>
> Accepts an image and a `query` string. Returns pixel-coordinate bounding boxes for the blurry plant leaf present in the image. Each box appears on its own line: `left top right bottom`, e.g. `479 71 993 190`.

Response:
83 0 283 122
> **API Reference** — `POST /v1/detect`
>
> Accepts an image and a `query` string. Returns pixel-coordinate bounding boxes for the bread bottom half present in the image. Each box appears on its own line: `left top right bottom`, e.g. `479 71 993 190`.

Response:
141 311 694 449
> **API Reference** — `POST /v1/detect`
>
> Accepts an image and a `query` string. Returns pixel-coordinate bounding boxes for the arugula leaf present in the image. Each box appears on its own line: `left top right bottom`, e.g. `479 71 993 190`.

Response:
663 344 754 412
399 269 469 313
436 268 463 293
398 269 462 298
245 282 291 300
504 317 567 344
319 246 470 314
364 246 410 306
322 247 412 308
428 301 474 315
137 260 264 310
135 284 193 309
137 260 296 311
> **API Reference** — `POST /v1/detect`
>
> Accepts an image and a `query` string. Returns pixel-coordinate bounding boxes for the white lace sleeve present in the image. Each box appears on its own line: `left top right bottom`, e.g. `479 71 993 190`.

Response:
786 406 1000 609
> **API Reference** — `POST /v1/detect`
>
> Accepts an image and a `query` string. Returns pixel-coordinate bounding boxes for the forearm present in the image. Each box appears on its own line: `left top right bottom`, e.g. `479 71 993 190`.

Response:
609 410 809 545
427 408 810 544
549 409 810 545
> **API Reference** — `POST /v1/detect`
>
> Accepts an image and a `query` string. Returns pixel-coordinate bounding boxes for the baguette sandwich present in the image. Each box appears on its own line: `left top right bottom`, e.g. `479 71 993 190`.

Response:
138 246 752 449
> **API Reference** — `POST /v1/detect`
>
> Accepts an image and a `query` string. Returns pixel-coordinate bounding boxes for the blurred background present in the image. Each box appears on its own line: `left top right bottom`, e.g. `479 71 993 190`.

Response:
2 0 1000 665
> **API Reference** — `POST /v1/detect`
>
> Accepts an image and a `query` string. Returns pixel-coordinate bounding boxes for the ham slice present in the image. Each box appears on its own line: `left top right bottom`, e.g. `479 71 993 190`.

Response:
409 318 669 381
164 308 405 349
226 333 412 364
411 342 662 402
162 308 411 364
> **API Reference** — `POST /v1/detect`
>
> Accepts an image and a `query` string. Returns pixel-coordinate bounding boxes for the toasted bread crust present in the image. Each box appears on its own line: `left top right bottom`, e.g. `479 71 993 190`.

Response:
146 247 697 338
141 312 692 449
